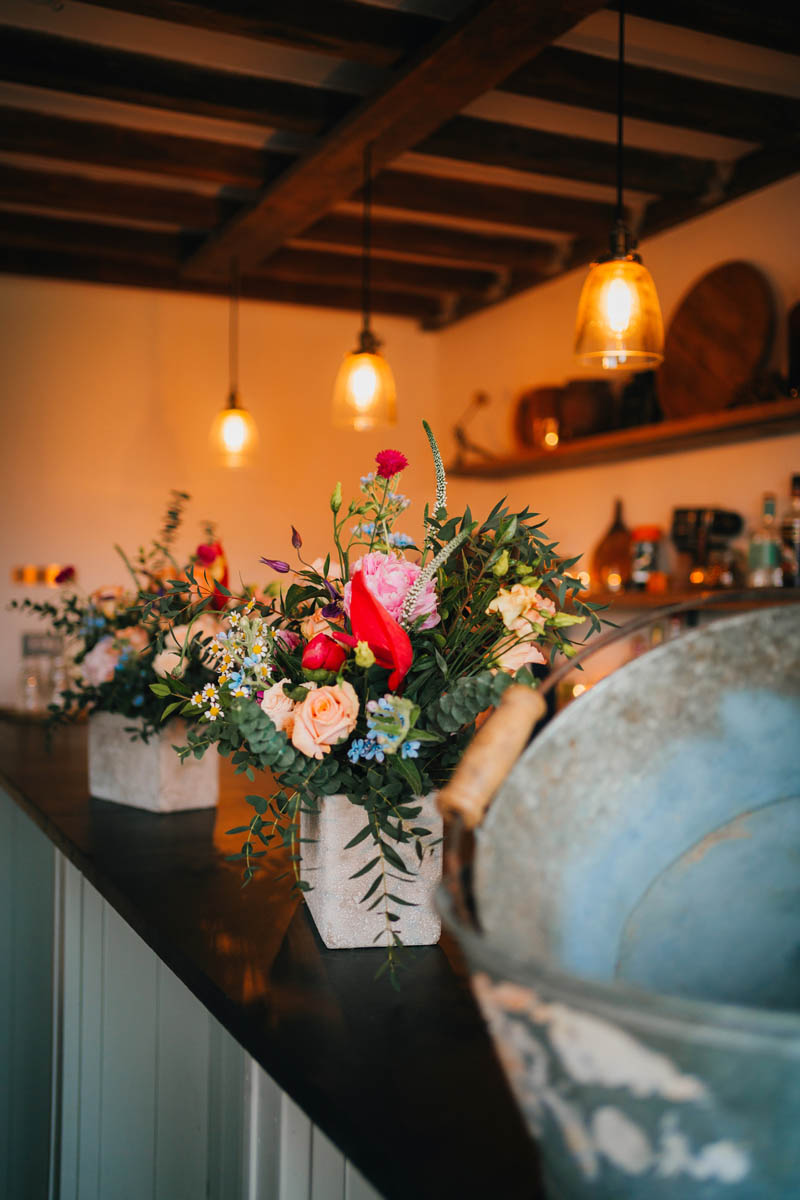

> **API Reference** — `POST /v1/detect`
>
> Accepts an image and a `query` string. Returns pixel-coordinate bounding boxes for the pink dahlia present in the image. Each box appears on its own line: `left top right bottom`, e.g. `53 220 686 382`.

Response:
344 552 439 630
375 449 408 479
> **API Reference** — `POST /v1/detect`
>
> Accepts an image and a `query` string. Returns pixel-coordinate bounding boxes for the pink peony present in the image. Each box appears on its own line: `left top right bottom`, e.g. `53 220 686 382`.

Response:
375 449 408 479
81 636 121 686
291 682 359 759
344 552 439 630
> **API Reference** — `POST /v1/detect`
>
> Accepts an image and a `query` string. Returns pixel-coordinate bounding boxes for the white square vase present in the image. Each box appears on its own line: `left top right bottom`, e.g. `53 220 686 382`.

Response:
87 712 218 813
300 792 442 949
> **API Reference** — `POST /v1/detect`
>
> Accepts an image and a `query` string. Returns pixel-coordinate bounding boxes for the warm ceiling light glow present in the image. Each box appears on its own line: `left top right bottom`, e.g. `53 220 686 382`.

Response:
332 349 396 432
572 683 587 698
574 7 664 373
333 142 397 431
575 254 664 371
210 393 258 467
543 428 560 448
212 259 259 466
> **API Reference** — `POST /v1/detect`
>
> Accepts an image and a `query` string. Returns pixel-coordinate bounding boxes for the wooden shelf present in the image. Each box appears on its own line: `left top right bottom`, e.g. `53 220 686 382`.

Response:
448 397 800 477
586 587 798 612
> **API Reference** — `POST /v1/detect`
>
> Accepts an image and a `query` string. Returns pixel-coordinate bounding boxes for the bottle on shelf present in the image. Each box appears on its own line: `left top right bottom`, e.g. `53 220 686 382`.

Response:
592 498 632 592
747 492 783 588
781 473 800 588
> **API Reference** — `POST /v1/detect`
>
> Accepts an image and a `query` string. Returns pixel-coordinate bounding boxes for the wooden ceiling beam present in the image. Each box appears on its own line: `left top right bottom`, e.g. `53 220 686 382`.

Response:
76 0 442 67
502 46 800 144
370 169 618 238
295 212 560 272
0 107 292 189
615 0 800 57
0 246 443 321
0 28 352 134
0 164 235 229
639 136 800 241
264 246 497 297
417 115 716 195
182 0 607 278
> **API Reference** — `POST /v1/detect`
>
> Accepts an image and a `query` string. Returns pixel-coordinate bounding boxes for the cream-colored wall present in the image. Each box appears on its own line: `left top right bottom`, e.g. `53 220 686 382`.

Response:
436 174 800 568
0 280 438 704
2 174 799 703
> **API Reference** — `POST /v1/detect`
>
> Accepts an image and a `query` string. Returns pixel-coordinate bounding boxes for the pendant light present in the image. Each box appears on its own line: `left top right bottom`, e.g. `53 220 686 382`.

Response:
332 144 397 431
574 3 663 371
210 259 258 466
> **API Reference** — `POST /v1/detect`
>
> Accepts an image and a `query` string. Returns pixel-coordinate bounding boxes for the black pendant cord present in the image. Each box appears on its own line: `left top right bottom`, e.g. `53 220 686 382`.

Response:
229 257 239 404
361 142 372 340
616 3 625 224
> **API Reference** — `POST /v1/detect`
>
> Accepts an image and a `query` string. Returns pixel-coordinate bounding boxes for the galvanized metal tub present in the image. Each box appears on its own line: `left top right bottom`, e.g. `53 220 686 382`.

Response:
439 604 800 1199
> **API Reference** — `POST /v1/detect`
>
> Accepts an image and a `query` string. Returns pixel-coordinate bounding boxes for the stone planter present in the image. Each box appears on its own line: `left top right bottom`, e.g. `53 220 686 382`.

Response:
87 712 218 813
301 792 442 949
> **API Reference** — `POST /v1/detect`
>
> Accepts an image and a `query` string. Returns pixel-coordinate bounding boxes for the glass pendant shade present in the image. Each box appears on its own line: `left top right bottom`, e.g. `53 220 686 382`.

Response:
332 348 397 432
574 254 664 371
210 392 259 467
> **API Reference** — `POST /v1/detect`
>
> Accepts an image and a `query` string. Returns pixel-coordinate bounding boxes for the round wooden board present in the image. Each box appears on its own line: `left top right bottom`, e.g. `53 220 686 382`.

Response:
658 261 775 419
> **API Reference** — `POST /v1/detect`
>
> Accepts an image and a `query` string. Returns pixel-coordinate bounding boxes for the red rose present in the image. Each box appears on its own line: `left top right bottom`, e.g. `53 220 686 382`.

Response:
301 632 346 673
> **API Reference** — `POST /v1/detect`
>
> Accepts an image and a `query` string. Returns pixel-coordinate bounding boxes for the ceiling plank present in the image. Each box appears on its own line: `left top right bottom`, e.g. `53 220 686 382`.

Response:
264 246 497 297
0 107 292 189
295 212 560 271
417 115 716 195
639 137 800 241
502 46 800 144
617 0 800 57
0 163 236 229
369 169 619 238
76 0 442 67
0 209 187 261
0 245 443 321
0 27 352 134
182 0 607 277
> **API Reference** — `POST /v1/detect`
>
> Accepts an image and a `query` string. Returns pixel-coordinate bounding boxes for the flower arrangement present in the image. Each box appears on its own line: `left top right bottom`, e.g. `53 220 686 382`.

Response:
148 426 602 958
14 491 229 740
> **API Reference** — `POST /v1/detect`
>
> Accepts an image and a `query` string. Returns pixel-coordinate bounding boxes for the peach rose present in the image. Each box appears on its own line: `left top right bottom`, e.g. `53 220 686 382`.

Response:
81 636 121 686
118 625 150 654
260 679 297 733
89 585 130 620
291 681 359 759
300 609 334 642
152 647 184 677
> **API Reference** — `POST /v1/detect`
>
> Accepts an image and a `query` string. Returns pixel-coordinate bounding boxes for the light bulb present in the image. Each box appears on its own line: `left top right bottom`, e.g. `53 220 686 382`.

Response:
209 395 258 467
605 276 634 334
332 349 396 431
349 359 379 411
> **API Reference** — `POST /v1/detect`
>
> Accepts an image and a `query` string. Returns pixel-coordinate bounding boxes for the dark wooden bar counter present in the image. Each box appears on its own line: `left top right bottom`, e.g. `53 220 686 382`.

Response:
0 718 541 1199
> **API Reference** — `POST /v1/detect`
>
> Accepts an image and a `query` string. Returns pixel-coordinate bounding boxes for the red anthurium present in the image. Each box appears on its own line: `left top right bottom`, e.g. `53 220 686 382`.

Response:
301 632 346 673
333 570 413 691
196 541 229 610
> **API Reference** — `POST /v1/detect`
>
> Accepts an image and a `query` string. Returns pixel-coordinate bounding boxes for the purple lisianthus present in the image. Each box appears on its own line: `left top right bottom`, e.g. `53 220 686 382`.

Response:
260 557 290 573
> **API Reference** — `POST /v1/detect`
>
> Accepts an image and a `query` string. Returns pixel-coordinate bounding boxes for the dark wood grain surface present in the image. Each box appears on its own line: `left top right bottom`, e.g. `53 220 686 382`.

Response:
0 719 542 1200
